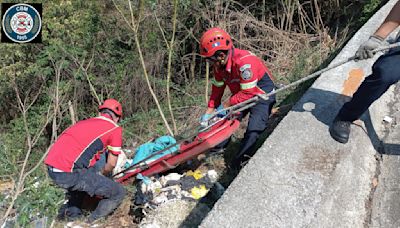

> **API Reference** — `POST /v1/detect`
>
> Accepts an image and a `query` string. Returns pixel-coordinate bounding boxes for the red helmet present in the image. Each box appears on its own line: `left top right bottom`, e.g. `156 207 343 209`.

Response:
99 98 122 117
200 27 233 57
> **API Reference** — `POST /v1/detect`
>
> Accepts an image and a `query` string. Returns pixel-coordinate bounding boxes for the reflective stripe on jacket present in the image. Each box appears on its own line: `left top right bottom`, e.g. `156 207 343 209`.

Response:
208 48 274 108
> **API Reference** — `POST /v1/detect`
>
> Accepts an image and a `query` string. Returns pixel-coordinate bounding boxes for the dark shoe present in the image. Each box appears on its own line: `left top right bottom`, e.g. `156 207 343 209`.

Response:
56 204 68 221
230 157 248 172
329 117 351 144
57 206 82 222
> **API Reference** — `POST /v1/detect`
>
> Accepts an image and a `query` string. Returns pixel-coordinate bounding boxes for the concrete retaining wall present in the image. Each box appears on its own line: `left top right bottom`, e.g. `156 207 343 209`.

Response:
201 1 399 227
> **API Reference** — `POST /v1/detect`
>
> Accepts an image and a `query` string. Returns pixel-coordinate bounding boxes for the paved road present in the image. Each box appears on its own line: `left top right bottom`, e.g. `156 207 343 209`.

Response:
370 84 400 228
201 0 400 227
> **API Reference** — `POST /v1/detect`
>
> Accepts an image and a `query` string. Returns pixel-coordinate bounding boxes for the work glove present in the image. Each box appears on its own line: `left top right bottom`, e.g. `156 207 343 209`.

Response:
355 35 387 61
216 104 228 118
199 113 212 127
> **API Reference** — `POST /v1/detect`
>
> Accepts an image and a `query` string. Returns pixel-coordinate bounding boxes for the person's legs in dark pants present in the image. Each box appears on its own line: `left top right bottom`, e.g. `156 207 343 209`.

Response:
48 168 126 222
233 75 276 168
232 98 275 168
48 170 84 221
57 191 86 220
67 191 86 208
71 169 126 222
330 51 400 143
339 52 400 121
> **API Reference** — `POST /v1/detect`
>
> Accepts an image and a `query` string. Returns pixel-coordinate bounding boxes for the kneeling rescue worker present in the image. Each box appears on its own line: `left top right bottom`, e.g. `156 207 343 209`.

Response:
199 27 276 168
45 98 126 223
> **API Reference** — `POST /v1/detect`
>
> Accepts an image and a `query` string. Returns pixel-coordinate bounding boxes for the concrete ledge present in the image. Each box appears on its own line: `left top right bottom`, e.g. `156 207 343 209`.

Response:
201 1 399 227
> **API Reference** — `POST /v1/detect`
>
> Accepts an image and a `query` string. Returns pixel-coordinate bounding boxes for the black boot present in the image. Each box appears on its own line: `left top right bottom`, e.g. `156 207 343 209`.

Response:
56 205 82 221
329 116 351 144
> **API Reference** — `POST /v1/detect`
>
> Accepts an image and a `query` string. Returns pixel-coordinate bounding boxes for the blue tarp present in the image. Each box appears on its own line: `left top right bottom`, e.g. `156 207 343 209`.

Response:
129 135 179 166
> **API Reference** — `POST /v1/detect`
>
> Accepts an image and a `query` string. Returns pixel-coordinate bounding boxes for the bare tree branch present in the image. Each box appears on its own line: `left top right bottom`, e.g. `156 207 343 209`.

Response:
154 13 170 49
113 0 174 136
68 100 76 124
1 59 62 225
59 46 101 105
164 0 179 134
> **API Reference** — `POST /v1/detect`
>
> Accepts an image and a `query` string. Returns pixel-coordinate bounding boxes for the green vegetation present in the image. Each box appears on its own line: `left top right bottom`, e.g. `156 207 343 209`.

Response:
0 0 387 226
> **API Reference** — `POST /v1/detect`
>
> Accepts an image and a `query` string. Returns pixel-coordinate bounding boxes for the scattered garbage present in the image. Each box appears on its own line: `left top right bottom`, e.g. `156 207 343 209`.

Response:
134 169 222 208
302 102 316 112
207 170 218 182
383 115 393 123
113 152 131 178
190 185 208 199
138 200 210 228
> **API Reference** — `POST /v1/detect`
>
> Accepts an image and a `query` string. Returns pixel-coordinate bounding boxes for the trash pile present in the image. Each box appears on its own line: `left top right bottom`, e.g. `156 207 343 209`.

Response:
134 169 222 208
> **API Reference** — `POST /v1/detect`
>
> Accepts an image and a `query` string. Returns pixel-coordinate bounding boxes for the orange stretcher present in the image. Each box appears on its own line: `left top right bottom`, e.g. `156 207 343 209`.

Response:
115 118 240 184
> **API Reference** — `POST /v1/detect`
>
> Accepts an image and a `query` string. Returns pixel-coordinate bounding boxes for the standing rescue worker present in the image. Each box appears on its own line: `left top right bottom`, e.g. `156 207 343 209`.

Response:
199 27 276 168
45 99 126 223
330 1 400 143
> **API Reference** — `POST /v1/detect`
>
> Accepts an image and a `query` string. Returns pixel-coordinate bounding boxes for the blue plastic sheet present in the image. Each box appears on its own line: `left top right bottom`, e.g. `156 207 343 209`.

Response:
129 135 179 166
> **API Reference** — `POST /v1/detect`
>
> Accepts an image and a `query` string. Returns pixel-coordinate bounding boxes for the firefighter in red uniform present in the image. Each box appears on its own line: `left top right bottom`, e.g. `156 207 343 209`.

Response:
199 28 276 168
45 99 126 223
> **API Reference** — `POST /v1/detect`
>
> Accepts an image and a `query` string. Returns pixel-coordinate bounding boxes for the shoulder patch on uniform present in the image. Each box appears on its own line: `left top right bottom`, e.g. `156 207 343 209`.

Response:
239 64 251 72
241 69 253 80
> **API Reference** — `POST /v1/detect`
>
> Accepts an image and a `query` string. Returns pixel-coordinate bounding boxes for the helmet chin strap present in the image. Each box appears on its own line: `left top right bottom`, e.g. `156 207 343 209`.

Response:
219 49 230 65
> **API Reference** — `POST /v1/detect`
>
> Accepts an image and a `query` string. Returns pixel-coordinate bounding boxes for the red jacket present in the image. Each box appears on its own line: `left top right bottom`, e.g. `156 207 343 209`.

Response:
45 114 123 172
208 48 274 108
